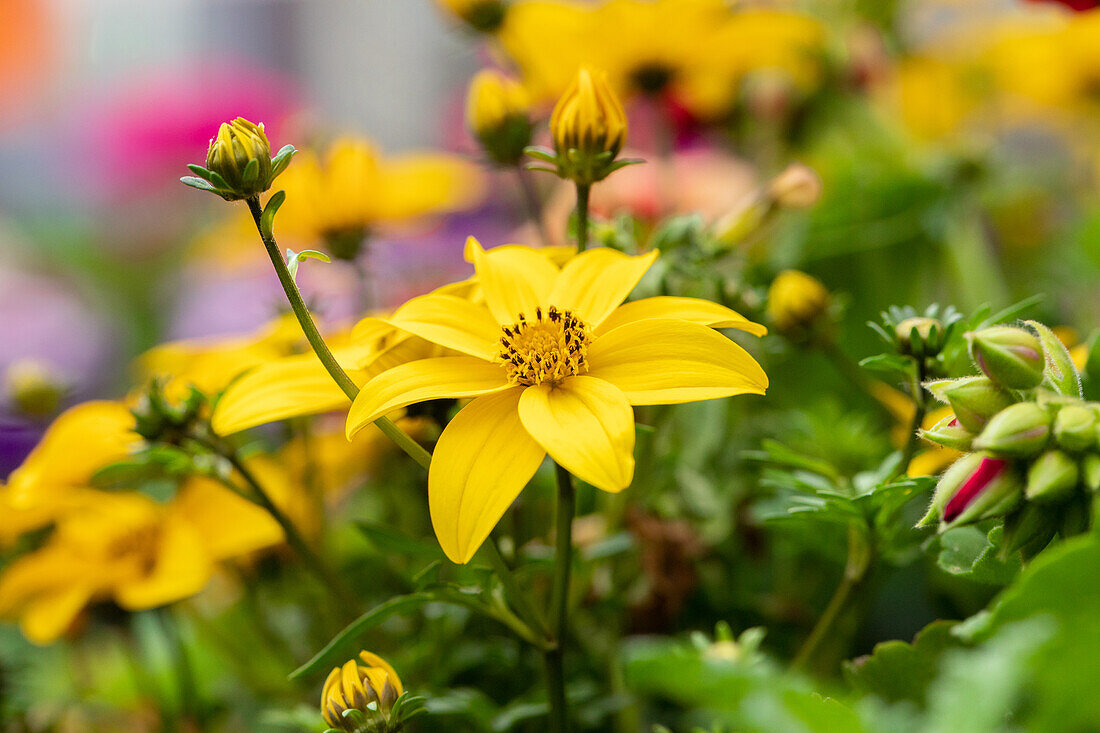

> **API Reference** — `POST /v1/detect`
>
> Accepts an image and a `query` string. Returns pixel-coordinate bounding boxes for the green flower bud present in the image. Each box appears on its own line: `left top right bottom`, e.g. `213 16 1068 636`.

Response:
918 452 1023 529
1053 404 1097 452
896 317 942 359
972 402 1051 457
920 414 975 451
1003 502 1061 555
968 326 1045 390
1081 453 1100 492
5 359 64 417
928 376 1015 433
206 118 273 200
1025 449 1078 503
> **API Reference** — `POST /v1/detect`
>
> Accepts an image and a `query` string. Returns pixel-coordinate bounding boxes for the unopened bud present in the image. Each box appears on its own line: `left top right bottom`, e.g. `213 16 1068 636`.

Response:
320 651 404 732
767 163 822 209
766 270 831 336
436 0 508 33
1082 453 1100 492
928 376 1014 433
5 359 64 417
919 452 1023 528
972 402 1051 457
549 67 629 185
1053 404 1097 452
1025 449 1078 503
920 414 975 451
206 118 273 200
466 69 532 166
967 326 1045 390
1003 502 1060 555
896 317 942 359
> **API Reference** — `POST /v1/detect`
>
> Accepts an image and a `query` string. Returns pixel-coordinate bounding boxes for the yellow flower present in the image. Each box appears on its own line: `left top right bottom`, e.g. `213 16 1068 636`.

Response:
766 269 831 336
4 358 63 417
321 651 403 731
551 67 627 161
346 239 767 563
0 478 283 644
1 401 140 545
466 69 532 166
275 138 485 254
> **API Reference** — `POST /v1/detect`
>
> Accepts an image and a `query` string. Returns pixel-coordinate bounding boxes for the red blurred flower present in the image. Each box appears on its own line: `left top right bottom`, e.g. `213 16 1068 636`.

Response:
1025 0 1099 11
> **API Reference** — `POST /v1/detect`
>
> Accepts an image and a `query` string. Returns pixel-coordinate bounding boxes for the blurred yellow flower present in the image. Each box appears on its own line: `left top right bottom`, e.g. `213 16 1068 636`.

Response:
276 138 486 255
1 401 140 544
346 239 767 563
321 650 403 731
0 478 282 644
766 269 831 336
881 56 981 141
466 69 532 166
497 0 825 117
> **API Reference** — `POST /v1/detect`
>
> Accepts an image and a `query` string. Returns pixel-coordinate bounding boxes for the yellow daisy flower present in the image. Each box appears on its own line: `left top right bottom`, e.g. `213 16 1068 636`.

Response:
346 239 768 563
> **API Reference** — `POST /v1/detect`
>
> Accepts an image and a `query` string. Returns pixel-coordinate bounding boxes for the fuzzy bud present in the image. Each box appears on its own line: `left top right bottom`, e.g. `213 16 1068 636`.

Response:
919 452 1023 528
967 326 1045 390
972 402 1051 457
1025 449 1079 503
1053 404 1097 452
920 414 975 451
928 376 1014 433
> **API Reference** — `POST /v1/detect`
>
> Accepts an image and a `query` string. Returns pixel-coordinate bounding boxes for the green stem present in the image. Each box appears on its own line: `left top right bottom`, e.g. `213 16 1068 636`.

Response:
220 445 357 611
483 538 551 641
157 607 199 729
245 196 431 471
517 167 552 246
545 462 575 732
574 184 591 253
791 524 872 672
898 361 928 477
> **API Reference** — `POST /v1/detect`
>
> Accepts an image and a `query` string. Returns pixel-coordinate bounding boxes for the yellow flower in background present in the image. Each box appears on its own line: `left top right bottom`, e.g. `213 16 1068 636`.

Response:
1 401 140 544
136 313 305 402
881 56 981 141
436 0 508 32
346 239 767 563
766 269 831 336
321 650 403 731
496 0 825 117
275 138 486 256
466 69 532 166
0 478 283 644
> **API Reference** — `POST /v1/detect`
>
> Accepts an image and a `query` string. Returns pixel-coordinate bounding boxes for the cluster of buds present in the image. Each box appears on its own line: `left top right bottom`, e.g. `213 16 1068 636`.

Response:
918 321 1097 552
526 67 638 186
320 651 423 733
181 117 296 201
465 69 532 167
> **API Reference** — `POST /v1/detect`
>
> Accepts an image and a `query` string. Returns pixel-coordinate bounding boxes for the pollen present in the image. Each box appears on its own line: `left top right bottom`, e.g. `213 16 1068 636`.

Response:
498 306 591 386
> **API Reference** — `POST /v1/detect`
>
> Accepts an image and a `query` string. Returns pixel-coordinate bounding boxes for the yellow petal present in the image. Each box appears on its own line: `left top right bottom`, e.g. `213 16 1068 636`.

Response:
429 389 545 564
21 586 96 645
595 296 767 337
465 237 559 324
587 319 768 405
518 376 635 493
171 476 284 560
347 357 512 438
548 248 658 328
115 515 213 610
358 651 404 694
387 294 501 359
212 355 358 435
359 334 439 380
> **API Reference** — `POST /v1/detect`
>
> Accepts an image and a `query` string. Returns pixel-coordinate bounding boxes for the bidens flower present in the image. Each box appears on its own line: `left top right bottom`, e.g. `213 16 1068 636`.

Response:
182 117 295 201
321 651 402 732
548 68 629 185
346 240 767 563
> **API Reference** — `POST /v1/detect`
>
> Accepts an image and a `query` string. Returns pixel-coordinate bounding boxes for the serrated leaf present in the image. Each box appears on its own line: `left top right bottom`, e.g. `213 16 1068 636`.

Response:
937 526 1021 586
844 620 963 704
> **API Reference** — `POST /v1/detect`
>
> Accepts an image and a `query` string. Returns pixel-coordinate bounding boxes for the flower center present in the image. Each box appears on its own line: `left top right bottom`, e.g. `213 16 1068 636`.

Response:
498 306 590 387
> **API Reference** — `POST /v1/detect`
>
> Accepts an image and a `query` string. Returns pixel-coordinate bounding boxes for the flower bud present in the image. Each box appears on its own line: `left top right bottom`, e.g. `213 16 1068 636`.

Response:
1081 453 1100 492
920 414 975 451
436 0 508 33
766 163 822 209
321 651 403 732
1002 502 1060 556
1053 404 1097 452
5 359 64 417
1026 449 1079 503
466 70 532 166
896 317 942 359
766 270 831 336
205 118 274 201
927 376 1014 433
967 326 1045 390
918 452 1023 528
549 67 628 185
972 402 1051 457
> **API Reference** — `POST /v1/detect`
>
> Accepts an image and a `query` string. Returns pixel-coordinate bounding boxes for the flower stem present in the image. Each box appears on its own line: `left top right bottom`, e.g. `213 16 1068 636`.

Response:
545 462 575 732
899 361 928 477
483 538 551 641
244 196 431 471
574 184 591 253
517 167 551 246
791 524 872 672
221 445 357 611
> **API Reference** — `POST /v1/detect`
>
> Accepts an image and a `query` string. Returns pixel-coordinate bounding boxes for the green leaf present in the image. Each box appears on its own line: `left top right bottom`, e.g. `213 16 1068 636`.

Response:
355 521 444 560
843 620 963 704
270 144 297 180
241 158 259 185
180 176 216 193
936 526 1021 586
260 189 286 241
285 248 331 283
858 353 915 379
1081 330 1100 401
